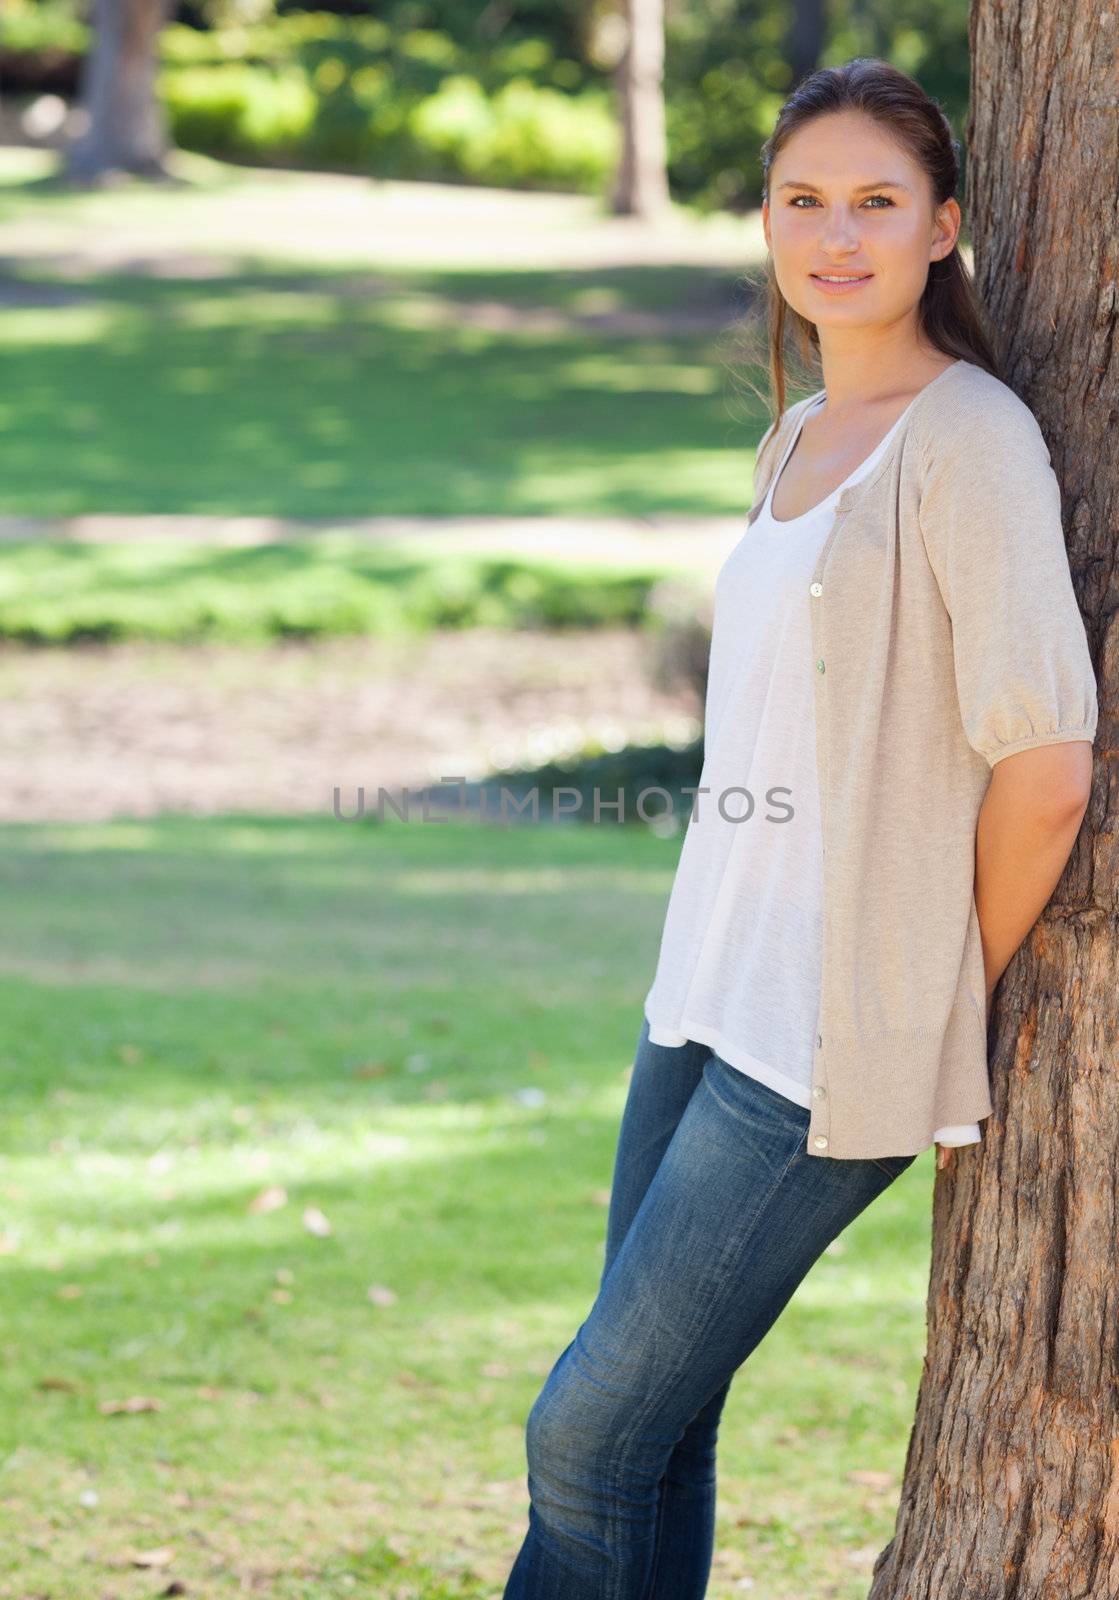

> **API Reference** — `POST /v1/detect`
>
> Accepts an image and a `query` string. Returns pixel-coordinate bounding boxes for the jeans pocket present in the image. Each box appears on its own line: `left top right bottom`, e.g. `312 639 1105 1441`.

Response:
704 1055 810 1133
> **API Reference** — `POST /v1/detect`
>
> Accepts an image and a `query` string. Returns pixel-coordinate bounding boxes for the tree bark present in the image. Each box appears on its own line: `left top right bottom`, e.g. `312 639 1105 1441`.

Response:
610 0 670 218
868 7 1119 1597
64 0 176 184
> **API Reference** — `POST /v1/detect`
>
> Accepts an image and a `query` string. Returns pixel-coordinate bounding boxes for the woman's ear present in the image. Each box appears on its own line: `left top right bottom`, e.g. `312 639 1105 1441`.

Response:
933 196 960 262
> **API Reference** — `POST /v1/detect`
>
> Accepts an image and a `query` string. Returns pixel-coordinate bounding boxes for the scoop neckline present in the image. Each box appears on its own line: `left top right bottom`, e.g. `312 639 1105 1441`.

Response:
760 358 967 526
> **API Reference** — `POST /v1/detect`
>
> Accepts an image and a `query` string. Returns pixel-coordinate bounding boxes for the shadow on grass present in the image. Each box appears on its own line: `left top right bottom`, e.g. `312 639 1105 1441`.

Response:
0 255 772 519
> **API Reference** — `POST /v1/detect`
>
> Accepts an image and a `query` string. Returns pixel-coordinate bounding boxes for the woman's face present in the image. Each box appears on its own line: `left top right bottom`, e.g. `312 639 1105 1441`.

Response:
761 109 958 333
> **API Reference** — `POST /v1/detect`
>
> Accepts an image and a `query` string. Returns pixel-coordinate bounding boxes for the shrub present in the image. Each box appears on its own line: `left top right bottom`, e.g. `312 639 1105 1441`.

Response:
160 63 317 157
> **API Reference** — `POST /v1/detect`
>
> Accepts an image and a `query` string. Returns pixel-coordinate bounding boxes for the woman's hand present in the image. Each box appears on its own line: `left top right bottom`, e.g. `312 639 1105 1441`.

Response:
935 1142 956 1172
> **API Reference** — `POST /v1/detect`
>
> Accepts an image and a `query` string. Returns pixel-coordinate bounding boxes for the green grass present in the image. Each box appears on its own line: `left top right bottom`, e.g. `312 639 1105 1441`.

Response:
0 148 770 521
0 812 937 1598
0 267 761 518
0 539 682 643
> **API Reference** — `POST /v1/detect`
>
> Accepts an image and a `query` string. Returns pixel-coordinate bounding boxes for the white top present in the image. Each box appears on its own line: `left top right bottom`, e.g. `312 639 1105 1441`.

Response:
643 392 982 1149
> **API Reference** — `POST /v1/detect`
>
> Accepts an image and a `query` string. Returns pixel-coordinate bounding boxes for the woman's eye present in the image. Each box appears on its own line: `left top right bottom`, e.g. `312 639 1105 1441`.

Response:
788 194 893 209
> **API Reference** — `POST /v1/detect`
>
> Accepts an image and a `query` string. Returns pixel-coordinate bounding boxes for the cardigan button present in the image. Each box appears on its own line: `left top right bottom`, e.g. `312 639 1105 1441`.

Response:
810 582 823 596
812 1085 825 1100
813 1135 829 1150
816 658 825 673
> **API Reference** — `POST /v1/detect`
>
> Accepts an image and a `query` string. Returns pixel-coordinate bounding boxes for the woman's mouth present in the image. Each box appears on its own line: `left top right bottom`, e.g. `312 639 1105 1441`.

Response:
810 272 873 295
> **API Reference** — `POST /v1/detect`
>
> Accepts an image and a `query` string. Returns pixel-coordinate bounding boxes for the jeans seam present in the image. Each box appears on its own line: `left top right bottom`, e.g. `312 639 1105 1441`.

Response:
642 1472 670 1600
602 1094 805 1600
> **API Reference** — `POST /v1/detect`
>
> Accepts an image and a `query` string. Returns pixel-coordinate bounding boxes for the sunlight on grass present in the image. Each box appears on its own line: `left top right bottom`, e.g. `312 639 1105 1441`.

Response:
0 812 934 1597
385 864 660 895
165 289 346 328
0 304 115 345
510 445 754 509
555 352 720 393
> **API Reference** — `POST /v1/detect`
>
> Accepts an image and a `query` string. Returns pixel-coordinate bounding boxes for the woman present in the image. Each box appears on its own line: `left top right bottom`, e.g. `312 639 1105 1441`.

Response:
501 57 1098 1600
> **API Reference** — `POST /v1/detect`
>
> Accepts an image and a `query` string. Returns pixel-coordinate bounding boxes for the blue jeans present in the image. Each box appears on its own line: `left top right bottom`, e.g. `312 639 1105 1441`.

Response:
502 1016 917 1600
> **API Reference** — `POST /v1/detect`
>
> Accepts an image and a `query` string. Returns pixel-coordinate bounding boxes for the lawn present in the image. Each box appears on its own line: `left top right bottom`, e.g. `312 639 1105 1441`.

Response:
0 812 937 1599
0 147 772 522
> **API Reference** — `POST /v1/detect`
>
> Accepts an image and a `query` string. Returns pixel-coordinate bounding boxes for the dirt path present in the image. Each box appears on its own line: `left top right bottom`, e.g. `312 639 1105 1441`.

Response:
0 628 701 823
0 511 746 563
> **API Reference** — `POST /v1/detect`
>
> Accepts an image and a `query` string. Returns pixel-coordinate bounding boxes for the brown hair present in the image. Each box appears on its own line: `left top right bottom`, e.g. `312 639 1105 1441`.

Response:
733 57 1001 451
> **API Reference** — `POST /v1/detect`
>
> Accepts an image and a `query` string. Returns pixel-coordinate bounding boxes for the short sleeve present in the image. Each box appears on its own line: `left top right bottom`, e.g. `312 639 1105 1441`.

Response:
917 396 1098 770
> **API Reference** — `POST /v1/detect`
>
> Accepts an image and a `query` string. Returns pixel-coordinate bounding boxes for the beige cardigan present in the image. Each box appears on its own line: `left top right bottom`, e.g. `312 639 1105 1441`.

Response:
747 358 1099 1159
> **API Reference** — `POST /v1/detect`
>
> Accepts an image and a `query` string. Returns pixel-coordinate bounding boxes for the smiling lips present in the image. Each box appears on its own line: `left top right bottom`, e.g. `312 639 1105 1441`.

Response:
810 271 873 294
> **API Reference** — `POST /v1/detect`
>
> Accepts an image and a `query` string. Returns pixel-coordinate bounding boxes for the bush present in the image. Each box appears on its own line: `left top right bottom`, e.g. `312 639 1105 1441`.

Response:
160 63 317 156
0 546 669 647
409 74 614 188
642 574 714 705
482 734 706 828
152 16 617 189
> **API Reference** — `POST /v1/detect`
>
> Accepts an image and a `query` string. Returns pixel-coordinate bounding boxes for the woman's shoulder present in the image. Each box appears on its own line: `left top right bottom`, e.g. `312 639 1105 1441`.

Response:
910 359 1051 469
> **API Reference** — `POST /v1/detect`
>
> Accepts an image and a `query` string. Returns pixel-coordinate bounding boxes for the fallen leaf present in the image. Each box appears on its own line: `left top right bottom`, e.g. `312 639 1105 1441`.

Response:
125 1545 174 1568
249 1185 287 1214
99 1395 165 1415
302 1206 331 1237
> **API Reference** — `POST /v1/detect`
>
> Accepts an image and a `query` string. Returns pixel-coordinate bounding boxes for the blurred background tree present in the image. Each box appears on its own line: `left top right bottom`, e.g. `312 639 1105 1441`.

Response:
4 0 971 202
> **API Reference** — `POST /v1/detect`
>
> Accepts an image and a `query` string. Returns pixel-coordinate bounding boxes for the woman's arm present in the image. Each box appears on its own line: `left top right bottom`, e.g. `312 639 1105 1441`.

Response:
974 739 1094 1004
915 388 1099 1173
937 738 1093 1174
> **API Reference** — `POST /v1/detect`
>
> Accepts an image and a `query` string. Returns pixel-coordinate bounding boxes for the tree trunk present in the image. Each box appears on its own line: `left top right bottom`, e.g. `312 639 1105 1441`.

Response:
868 7 1119 1597
65 0 175 184
610 0 670 218
786 0 826 93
